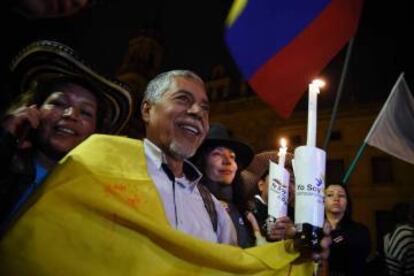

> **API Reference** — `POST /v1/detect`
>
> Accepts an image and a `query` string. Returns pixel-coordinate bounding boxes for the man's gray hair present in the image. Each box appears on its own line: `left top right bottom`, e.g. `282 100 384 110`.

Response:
143 70 205 103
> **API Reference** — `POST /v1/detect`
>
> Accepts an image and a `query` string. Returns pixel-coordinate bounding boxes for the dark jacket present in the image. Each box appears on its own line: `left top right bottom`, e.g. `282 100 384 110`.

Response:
250 195 268 237
328 217 372 276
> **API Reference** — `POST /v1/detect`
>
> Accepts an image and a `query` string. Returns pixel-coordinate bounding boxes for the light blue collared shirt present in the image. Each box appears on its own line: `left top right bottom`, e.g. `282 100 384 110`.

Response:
144 139 237 245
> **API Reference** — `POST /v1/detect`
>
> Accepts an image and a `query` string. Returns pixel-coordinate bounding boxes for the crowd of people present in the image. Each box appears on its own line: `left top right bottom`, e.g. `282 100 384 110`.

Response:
0 3 412 273
0 39 328 275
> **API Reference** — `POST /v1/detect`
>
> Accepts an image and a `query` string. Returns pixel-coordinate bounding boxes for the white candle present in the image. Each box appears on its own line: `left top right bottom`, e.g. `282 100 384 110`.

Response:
278 138 287 168
306 80 324 147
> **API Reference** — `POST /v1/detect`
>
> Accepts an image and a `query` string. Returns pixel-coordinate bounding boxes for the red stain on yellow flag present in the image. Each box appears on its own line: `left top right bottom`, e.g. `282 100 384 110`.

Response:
103 183 142 208
0 135 313 275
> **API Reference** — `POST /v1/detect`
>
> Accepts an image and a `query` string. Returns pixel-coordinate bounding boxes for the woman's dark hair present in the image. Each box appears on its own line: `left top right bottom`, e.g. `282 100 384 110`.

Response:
232 171 250 213
6 75 109 133
192 145 214 174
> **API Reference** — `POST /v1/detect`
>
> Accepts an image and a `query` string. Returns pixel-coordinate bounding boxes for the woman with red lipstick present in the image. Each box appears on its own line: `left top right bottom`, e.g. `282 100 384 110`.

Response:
192 123 255 248
0 40 133 233
325 183 371 276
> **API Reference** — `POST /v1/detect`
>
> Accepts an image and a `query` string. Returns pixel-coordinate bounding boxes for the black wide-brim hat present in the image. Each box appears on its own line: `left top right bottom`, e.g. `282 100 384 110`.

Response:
194 123 254 170
10 40 134 134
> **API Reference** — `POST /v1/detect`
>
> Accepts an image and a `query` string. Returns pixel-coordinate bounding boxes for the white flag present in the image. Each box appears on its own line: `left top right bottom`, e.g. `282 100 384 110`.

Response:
365 73 414 164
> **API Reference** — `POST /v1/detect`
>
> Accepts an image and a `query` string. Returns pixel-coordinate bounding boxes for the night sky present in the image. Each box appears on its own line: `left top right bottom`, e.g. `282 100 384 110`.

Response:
1 0 412 114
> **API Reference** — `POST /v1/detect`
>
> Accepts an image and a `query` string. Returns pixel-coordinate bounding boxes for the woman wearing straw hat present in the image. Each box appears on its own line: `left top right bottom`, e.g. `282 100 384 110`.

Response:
0 40 133 233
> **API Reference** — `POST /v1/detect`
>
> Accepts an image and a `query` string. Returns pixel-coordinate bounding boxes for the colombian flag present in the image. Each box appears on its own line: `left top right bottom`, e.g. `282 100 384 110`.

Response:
226 0 364 118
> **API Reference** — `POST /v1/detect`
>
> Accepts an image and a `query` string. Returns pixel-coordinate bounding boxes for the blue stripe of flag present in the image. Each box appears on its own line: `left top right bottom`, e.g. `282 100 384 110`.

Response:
226 0 331 79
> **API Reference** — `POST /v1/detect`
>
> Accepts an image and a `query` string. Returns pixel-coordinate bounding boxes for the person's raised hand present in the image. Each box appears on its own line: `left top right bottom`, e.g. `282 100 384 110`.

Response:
2 105 40 148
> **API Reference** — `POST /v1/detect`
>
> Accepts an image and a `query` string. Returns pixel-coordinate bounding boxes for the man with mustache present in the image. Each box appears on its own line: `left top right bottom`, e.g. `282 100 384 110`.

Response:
140 70 237 244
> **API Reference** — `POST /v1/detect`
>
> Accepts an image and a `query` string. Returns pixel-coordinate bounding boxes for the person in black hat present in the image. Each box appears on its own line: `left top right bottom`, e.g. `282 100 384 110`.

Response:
0 40 133 232
192 123 256 248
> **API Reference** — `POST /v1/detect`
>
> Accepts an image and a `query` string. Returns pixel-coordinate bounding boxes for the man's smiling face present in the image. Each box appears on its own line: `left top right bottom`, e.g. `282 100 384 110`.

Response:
142 76 210 160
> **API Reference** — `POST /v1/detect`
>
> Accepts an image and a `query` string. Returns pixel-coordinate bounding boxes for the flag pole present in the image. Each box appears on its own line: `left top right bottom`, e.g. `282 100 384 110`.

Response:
342 141 368 185
323 38 355 151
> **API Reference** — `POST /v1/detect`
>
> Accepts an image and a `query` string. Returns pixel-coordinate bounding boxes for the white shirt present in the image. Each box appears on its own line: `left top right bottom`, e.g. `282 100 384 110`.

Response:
144 139 237 245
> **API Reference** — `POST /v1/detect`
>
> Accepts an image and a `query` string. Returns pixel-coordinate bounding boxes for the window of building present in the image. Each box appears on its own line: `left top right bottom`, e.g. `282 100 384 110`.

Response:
326 159 345 184
372 156 393 183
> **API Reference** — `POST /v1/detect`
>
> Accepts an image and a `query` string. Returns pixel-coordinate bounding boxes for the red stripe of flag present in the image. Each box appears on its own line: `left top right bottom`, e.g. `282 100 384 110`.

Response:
234 0 364 118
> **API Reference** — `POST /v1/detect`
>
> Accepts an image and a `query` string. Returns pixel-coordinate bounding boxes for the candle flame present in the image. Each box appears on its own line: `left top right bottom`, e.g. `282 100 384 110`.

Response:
312 79 326 88
280 138 287 148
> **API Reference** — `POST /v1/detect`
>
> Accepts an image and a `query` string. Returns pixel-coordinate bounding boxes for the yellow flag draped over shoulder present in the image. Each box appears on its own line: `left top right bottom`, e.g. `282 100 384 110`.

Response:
0 134 312 275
